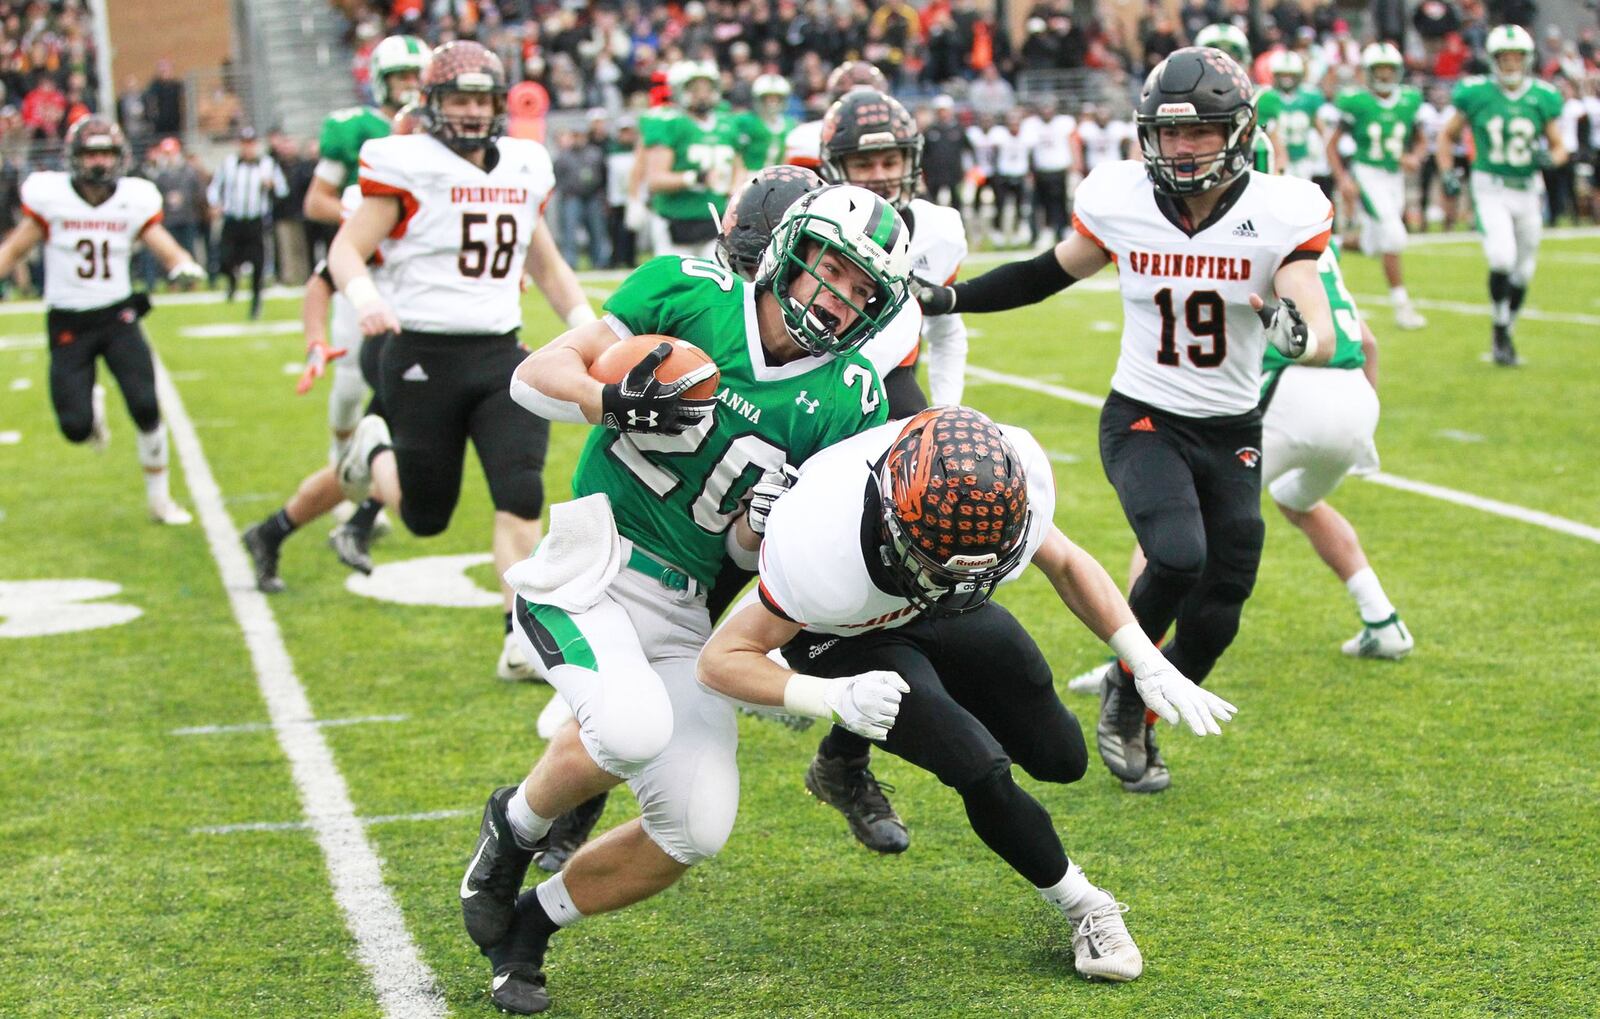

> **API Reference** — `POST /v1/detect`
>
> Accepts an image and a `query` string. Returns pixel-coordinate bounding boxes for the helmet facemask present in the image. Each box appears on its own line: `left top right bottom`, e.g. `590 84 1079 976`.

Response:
1493 50 1528 91
771 233 895 356
1137 108 1254 197
427 85 506 152
1367 64 1400 98
68 120 128 188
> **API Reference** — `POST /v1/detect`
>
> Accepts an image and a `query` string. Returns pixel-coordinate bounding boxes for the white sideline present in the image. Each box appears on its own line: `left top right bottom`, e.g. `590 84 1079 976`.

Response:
153 358 447 1019
964 364 1600 546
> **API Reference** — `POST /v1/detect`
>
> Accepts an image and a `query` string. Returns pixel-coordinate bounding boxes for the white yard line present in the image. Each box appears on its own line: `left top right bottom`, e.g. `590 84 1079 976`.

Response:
154 358 447 1019
965 364 1600 546
192 809 474 837
172 713 410 737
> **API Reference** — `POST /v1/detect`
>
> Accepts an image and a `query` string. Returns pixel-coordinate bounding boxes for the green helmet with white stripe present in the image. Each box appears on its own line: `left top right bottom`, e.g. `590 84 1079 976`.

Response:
370 35 431 108
1196 24 1251 66
755 183 912 357
1486 24 1535 90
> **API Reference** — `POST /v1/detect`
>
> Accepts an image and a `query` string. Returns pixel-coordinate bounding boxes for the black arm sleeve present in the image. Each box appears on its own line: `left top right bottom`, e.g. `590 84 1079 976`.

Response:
950 249 1077 314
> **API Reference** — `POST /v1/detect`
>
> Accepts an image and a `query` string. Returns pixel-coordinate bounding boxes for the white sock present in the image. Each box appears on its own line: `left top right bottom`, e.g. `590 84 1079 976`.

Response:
1037 862 1110 921
1346 566 1397 624
505 779 554 849
1389 285 1410 307
137 425 170 505
1492 300 1512 327
534 871 585 929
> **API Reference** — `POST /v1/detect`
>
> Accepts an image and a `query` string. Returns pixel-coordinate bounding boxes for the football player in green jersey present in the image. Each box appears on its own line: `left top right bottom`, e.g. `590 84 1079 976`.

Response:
642 60 746 259
1326 42 1429 331
1436 24 1567 366
460 184 910 1015
1196 23 1284 174
1257 50 1328 181
734 73 796 171
305 35 429 224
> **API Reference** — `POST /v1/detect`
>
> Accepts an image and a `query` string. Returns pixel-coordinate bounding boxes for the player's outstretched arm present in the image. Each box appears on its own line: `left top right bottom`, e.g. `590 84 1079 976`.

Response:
1269 258 1335 365
0 217 43 282
698 602 909 741
509 319 619 424
914 230 1108 316
1031 525 1236 736
329 196 401 336
1435 111 1466 174
141 223 204 283
523 216 597 328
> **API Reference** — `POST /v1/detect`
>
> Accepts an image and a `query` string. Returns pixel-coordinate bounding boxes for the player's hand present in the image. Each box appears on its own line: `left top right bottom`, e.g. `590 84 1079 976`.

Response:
1132 662 1236 737
600 341 718 435
745 464 799 536
1251 294 1309 360
1440 170 1462 198
355 299 401 337
295 340 349 395
167 260 204 290
910 274 956 316
823 670 910 741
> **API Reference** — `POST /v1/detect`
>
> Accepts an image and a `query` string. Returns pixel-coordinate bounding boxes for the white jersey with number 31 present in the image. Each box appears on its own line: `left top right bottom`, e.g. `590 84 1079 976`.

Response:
1072 161 1332 417
20 172 163 311
358 133 554 334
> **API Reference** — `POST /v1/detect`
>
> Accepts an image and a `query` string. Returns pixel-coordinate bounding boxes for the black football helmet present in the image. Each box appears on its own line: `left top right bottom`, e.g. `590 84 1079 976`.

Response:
718 164 824 280
819 88 923 211
66 117 128 187
1134 46 1257 197
825 60 889 103
420 41 507 152
872 407 1032 617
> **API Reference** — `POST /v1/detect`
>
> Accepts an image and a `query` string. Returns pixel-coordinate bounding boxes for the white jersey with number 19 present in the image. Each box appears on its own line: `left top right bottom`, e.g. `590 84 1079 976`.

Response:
20 172 163 311
357 133 555 334
1072 161 1332 418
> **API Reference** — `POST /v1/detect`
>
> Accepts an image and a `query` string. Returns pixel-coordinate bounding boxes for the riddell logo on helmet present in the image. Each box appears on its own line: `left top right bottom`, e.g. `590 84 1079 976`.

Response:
946 553 999 570
1157 102 1197 117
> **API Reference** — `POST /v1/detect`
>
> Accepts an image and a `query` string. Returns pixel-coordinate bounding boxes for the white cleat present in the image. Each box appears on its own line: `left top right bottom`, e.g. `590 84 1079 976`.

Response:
335 415 390 503
1066 658 1115 695
1072 894 1143 983
1341 613 1414 660
1394 303 1427 331
497 631 544 683
149 499 193 526
89 384 110 452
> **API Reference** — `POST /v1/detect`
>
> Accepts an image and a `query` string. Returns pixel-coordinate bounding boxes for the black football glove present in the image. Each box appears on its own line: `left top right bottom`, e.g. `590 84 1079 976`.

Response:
600 341 718 435
910 273 957 316
1257 296 1310 360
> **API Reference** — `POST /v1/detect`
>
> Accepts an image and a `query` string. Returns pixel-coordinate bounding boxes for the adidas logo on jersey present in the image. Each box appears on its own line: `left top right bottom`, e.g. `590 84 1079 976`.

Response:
1232 219 1258 238
402 364 429 382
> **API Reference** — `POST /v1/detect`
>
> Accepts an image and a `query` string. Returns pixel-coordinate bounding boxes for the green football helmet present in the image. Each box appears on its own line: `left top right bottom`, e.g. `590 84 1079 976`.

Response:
369 35 431 109
1196 23 1251 67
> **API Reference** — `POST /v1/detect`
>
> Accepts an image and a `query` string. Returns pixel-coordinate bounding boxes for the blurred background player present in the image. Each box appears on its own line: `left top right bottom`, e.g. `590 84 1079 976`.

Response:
1326 42 1428 331
642 60 743 260
1437 25 1566 367
330 41 591 681
1257 51 1327 184
734 74 794 172
1195 23 1283 174
0 116 204 525
785 60 889 170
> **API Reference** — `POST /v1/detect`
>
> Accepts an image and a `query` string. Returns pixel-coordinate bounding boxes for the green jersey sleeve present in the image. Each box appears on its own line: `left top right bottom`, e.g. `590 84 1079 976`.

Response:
1256 89 1284 127
318 106 391 188
602 255 726 338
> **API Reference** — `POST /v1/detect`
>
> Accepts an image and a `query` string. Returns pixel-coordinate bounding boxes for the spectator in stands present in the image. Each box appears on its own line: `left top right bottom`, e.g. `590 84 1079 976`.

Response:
922 5 966 85
1412 0 1462 63
1180 0 1223 44
0 106 24 294
144 58 184 138
552 116 610 270
968 62 1014 117
922 94 969 213
117 73 148 142
1488 0 1538 29
1141 10 1183 72
270 129 312 285
150 137 206 266
197 79 242 142
605 116 639 269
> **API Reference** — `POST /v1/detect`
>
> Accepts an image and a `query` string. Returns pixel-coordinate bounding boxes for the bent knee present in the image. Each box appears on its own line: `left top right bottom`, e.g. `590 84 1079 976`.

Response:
588 710 674 771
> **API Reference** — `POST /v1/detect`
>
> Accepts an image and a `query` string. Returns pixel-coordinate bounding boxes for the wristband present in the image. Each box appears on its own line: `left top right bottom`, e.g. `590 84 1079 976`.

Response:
1107 623 1165 678
782 673 832 720
1294 325 1321 364
343 274 382 312
564 303 598 328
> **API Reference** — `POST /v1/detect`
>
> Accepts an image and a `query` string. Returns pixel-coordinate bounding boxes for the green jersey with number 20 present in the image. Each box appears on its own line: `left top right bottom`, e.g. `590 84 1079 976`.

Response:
582 255 890 588
1335 86 1423 171
1451 76 1563 180
641 108 743 222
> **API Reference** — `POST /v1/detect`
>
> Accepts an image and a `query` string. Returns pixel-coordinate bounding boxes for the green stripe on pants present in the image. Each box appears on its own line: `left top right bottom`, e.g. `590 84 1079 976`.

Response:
527 601 598 671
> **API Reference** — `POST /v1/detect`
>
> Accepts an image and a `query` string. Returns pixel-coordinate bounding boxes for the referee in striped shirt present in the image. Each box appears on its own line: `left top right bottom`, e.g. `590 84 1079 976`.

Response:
207 127 289 320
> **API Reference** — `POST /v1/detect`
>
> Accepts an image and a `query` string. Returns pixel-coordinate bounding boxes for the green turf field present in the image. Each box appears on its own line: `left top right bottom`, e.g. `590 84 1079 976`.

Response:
2 232 1597 1018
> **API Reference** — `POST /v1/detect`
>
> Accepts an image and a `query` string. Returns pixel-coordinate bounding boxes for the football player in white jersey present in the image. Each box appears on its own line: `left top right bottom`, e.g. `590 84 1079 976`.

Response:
329 41 592 680
0 117 204 524
699 406 1235 983
915 48 1335 794
783 60 889 170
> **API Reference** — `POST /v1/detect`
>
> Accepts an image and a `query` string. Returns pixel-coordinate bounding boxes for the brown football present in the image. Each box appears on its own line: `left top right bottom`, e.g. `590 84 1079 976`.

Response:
589 334 720 401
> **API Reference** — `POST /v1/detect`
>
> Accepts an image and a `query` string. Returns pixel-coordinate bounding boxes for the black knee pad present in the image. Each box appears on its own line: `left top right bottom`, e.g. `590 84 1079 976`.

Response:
128 400 161 434
399 503 452 538
1017 733 1087 785
58 416 93 444
489 467 543 521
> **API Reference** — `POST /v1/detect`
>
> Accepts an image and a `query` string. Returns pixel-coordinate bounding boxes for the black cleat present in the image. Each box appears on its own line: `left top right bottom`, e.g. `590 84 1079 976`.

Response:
1120 723 1170 794
241 523 286 594
490 963 550 1015
1491 325 1521 367
535 791 607 873
461 786 540 949
1097 665 1149 783
804 752 909 854
327 521 374 575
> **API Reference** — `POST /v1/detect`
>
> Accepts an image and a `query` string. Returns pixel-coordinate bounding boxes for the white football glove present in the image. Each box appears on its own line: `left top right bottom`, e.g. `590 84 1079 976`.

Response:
1132 662 1237 736
167 260 205 285
1257 295 1311 360
745 464 799 536
823 670 910 742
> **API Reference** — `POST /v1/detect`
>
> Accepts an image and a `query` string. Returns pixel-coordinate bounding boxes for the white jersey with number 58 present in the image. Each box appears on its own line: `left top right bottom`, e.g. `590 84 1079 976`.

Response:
358 133 554 334
1072 161 1332 417
20 172 163 311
